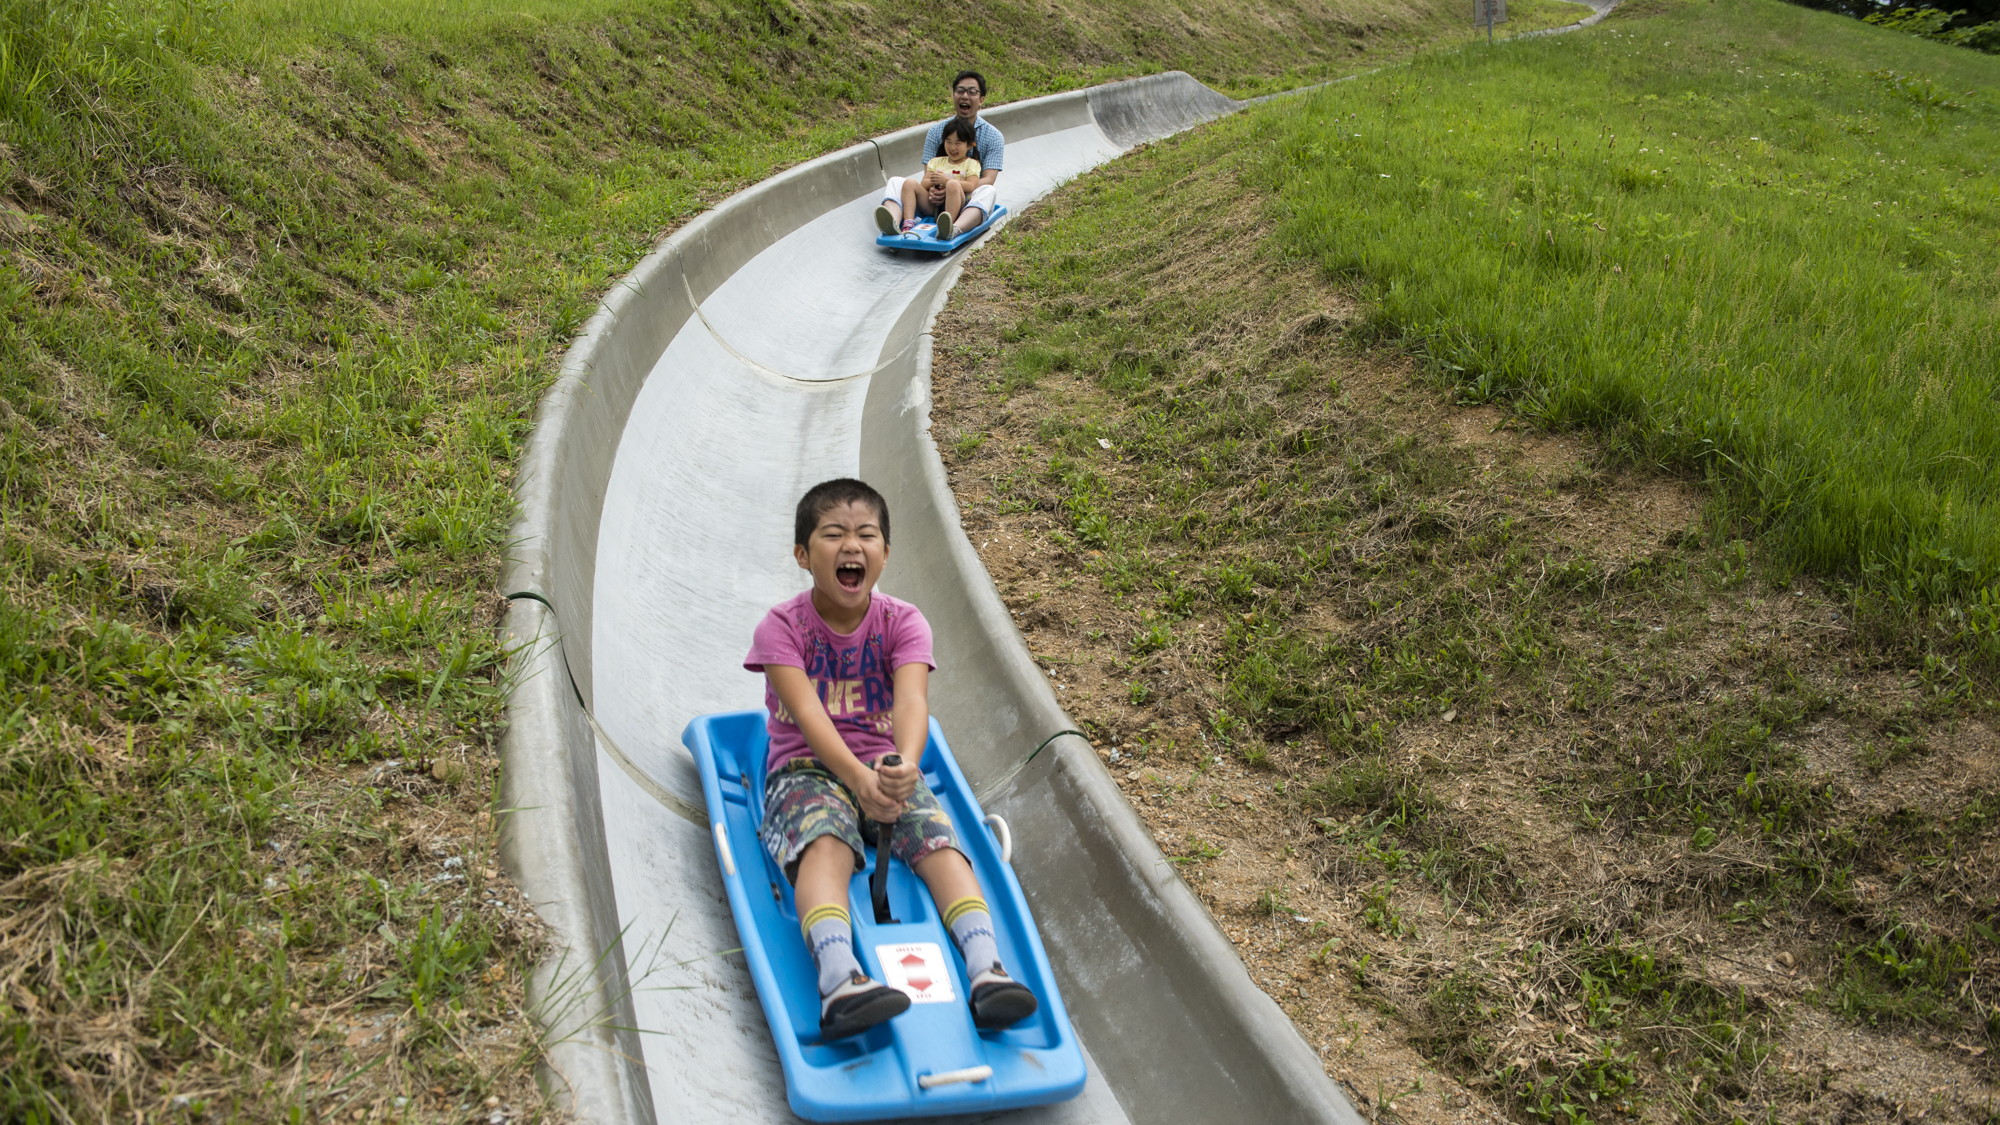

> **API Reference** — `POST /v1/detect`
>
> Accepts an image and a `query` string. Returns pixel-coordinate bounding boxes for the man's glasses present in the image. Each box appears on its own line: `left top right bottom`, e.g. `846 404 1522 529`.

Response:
953 86 982 95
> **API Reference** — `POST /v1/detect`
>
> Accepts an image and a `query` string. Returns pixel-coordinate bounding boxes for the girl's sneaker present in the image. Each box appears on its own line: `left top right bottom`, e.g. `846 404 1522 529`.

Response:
967 967 1037 1029
820 971 910 1040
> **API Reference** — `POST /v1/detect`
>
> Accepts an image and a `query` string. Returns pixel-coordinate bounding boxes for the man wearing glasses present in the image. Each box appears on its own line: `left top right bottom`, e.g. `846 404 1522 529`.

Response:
875 71 1004 237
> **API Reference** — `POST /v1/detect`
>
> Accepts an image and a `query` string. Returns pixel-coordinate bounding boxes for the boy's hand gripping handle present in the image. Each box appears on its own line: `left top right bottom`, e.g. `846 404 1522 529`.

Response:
870 755 901 925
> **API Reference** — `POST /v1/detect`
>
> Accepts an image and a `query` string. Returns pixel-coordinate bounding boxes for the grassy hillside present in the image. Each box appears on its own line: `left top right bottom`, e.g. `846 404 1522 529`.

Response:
930 0 2000 1121
0 0 1525 1119
1265 0 2000 619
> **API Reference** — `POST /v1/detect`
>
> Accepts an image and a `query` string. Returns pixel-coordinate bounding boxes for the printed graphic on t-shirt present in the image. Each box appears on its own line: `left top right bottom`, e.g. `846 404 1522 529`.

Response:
772 631 895 737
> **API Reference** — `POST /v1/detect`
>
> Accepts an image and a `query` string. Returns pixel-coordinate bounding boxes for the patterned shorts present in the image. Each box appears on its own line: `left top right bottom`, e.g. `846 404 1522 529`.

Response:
760 759 962 883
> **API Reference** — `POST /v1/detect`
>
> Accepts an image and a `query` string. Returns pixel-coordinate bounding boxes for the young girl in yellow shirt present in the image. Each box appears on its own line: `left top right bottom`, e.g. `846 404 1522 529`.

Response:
897 117 982 239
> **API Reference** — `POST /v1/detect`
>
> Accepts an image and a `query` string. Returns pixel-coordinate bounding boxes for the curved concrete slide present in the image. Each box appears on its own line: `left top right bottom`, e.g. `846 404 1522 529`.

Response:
501 72 1362 1124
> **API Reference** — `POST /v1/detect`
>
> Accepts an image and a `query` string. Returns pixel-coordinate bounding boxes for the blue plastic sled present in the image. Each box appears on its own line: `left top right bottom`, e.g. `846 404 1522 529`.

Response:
874 205 1008 254
684 710 1087 1122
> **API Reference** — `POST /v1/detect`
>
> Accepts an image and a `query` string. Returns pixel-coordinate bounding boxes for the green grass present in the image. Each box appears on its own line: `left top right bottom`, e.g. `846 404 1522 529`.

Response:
930 4 2000 1111
1 0 1517 1117
1262 0 2000 613
211 0 1602 57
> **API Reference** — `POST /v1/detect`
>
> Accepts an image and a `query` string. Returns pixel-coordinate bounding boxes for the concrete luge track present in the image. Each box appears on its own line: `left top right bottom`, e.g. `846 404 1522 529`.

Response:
501 73 1363 1124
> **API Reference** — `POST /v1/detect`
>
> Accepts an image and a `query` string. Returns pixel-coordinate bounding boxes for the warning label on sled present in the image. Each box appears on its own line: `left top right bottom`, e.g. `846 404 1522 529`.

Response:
875 942 956 1004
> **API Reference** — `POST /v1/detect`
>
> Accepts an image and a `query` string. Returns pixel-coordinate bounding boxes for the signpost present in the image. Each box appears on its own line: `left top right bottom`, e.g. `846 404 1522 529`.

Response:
1476 0 1507 42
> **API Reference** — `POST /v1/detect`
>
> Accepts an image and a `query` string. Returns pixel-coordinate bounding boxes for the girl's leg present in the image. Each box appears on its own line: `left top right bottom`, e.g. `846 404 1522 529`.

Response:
796 835 908 1037
913 848 1038 1027
794 836 856 931
911 843 980 905
794 835 863 995
899 179 923 227
937 179 965 238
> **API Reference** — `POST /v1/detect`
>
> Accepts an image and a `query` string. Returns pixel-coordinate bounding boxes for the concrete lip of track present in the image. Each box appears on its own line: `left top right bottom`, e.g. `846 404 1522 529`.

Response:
503 73 1362 1124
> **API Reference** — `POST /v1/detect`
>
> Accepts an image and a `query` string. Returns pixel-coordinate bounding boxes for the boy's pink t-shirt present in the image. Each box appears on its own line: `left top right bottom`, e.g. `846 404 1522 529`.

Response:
744 589 935 772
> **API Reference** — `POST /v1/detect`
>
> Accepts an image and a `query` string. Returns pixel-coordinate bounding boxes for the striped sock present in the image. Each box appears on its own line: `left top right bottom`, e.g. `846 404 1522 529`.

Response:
943 896 1001 976
803 903 862 998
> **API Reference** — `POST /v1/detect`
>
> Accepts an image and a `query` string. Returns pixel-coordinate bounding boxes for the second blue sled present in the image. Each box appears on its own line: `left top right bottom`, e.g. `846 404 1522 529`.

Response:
875 205 1008 254
684 709 1086 1123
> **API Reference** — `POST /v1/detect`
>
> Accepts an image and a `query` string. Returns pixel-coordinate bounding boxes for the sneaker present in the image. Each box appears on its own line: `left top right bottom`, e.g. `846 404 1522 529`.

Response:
874 205 897 236
899 217 922 239
936 210 955 241
820 971 910 1041
968 967 1038 1029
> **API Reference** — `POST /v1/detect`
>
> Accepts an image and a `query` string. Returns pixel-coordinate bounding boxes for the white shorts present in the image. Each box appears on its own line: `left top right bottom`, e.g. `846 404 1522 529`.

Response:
885 176 998 216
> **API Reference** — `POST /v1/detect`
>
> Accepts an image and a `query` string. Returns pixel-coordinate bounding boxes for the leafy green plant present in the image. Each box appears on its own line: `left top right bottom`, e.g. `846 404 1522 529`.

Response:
1130 617 1174 655
1864 7 2000 54
1869 67 1966 110
1835 923 1977 1028
1511 1040 1639 1124
1360 882 1414 937
1255 883 1294 915
1168 836 1224 866
393 905 495 1018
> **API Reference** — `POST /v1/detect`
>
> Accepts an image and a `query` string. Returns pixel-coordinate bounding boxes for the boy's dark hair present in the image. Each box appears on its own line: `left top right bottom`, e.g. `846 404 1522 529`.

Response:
951 70 987 97
794 479 891 547
938 117 977 146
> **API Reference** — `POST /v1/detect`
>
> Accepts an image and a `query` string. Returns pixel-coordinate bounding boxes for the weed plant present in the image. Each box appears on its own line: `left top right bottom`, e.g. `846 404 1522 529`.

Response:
0 0 1523 1117
1264 0 2000 621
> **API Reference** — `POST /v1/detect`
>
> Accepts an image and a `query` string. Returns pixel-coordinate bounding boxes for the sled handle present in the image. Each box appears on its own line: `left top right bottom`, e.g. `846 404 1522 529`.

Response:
918 1065 994 1089
870 755 901 925
984 814 1013 865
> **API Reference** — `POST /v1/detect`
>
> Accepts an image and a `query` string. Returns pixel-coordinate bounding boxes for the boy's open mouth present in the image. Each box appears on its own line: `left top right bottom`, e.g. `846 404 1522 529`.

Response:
835 563 865 591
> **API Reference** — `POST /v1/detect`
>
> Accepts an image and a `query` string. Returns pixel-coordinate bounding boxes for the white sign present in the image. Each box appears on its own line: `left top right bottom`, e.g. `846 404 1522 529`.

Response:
875 942 957 1004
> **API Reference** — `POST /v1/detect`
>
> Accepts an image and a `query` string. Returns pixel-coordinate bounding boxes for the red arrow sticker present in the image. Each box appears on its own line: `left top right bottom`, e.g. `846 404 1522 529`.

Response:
874 942 955 1004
